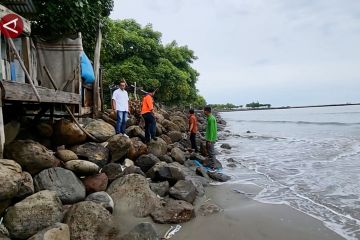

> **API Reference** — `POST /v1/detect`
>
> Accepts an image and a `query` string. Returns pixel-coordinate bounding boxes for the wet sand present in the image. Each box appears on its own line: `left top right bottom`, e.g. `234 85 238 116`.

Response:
156 183 345 240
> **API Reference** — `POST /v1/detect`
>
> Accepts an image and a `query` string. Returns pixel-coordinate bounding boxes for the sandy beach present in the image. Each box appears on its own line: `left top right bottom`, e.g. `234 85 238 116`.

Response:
153 183 345 240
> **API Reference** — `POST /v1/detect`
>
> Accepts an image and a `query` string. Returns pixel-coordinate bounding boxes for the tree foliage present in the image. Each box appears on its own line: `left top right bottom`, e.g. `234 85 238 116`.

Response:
30 0 114 56
210 103 241 110
245 101 271 108
102 19 202 106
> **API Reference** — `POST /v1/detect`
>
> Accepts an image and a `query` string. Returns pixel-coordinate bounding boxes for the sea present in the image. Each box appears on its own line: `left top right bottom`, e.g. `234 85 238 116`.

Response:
217 105 360 240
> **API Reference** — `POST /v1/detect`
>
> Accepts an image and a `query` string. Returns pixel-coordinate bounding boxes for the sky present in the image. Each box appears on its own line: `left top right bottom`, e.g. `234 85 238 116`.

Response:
110 0 360 106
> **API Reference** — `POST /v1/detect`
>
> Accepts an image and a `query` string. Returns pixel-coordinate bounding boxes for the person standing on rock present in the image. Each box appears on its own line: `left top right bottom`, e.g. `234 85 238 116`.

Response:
204 106 217 170
112 79 129 136
188 109 198 152
141 88 157 143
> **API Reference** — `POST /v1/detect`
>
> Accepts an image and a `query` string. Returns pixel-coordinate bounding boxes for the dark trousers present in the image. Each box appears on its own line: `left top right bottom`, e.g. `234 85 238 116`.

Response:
206 141 216 168
190 132 198 152
142 112 156 141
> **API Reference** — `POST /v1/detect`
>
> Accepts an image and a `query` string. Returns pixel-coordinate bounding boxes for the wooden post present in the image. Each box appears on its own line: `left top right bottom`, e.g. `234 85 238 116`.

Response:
0 90 5 158
93 24 102 117
99 67 104 112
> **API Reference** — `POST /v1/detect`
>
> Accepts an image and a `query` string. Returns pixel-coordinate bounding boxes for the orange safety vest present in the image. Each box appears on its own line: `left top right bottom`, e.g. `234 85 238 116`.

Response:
141 94 154 114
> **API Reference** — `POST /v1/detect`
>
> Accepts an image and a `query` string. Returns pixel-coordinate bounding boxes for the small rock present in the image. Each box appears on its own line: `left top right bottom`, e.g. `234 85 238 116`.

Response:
135 154 160 173
195 167 210 179
208 172 231 182
227 163 237 168
151 199 195 224
171 147 186 164
34 167 86 204
27 223 70 240
53 119 87 145
125 126 145 139
160 134 172 145
150 181 169 197
159 155 173 163
220 143 232 149
70 142 109 167
124 158 134 167
0 159 22 201
169 180 197 203
15 171 34 200
82 173 108 194
86 191 114 213
64 160 100 176
107 134 132 162
198 203 222 216
119 223 159 240
101 163 122 182
55 150 78 162
227 158 237 163
0 224 9 238
84 119 116 142
147 138 168 158
121 165 146 177
127 139 148 160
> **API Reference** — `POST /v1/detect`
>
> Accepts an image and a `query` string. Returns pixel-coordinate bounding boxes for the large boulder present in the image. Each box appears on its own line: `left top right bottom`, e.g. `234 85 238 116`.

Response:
135 154 160 173
0 159 22 201
4 190 63 239
159 155 173 163
155 124 164 136
85 192 114 213
146 162 185 185
64 201 113 240
151 199 195 224
161 119 180 132
70 142 109 167
101 163 122 182
36 122 53 138
125 126 145 139
119 223 159 240
127 139 148 160
208 172 231 182
27 223 70 240
154 112 165 123
55 150 78 162
170 147 186 164
82 173 108 194
160 134 172 145
16 171 34 200
4 140 57 175
169 116 187 132
147 138 167 158
150 181 169 197
107 174 160 217
121 165 145 177
53 119 87 145
107 134 132 162
169 180 197 203
167 131 183 143
84 119 115 142
34 167 86 204
64 160 99 176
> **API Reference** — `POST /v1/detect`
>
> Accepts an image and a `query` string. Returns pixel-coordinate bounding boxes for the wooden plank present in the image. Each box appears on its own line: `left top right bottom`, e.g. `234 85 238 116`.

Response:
93 26 102 116
0 90 4 158
0 4 31 35
22 37 31 80
1 80 81 104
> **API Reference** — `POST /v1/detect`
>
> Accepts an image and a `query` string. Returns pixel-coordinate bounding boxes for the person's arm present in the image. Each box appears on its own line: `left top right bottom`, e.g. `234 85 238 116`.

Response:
189 117 194 132
111 99 116 111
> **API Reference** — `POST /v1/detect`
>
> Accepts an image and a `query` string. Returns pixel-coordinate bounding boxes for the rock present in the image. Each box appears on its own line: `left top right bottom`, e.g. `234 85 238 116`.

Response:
119 223 159 240
34 167 86 204
4 120 20 145
101 163 122 182
36 122 53 138
127 139 148 160
64 201 113 240
151 199 195 224
227 158 237 163
160 134 172 145
150 181 169 197
107 174 160 217
0 225 9 238
4 140 57 175
159 155 173 163
125 126 145 139
155 124 164 136
64 160 100 176
27 223 70 240
198 203 222 216
220 143 231 149
154 112 165 123
170 147 186 164
147 138 167 157
16 171 34 200
195 167 210 179
227 163 237 168
161 119 180 132
107 134 132 162
55 150 78 162
0 234 10 240
124 158 134 167
169 180 197 203
82 173 108 194
0 200 11 216
84 119 115 142
86 191 114 213
167 131 183 143
208 172 231 182
53 119 87 145
70 142 109 167
190 152 206 163
146 162 185 185
135 154 160 173
4 190 63 239
0 159 22 201
121 165 145 177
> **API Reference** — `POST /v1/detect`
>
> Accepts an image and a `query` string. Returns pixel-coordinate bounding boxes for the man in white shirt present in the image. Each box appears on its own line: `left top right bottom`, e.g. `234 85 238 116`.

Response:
112 80 129 135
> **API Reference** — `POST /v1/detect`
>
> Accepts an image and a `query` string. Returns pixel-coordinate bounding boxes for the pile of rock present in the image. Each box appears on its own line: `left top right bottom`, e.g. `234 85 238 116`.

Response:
0 108 230 239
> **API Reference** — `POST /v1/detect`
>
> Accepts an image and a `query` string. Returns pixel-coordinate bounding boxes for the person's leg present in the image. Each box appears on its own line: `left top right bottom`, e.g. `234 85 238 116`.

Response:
143 113 151 142
116 111 121 134
150 113 157 140
190 133 197 151
207 141 216 169
120 111 128 134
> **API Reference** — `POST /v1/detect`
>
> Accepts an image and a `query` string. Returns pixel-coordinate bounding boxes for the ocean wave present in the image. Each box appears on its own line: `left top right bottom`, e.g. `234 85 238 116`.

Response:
235 120 360 126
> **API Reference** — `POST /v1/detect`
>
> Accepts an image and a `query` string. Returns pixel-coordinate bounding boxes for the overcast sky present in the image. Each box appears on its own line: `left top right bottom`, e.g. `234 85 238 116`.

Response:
111 0 360 106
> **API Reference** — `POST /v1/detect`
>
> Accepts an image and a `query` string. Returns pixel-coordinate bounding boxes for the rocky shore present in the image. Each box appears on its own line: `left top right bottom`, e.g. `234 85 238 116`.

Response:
0 108 229 240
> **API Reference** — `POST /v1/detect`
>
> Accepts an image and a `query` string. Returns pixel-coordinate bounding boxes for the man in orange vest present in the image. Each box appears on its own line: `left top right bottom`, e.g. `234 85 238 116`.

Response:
141 89 157 143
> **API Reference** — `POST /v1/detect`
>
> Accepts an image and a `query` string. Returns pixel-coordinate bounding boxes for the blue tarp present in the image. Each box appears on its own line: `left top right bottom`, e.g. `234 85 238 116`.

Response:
80 51 95 85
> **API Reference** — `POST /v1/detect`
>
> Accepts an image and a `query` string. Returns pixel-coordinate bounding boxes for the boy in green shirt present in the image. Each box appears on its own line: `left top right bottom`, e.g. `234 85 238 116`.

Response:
204 106 217 170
